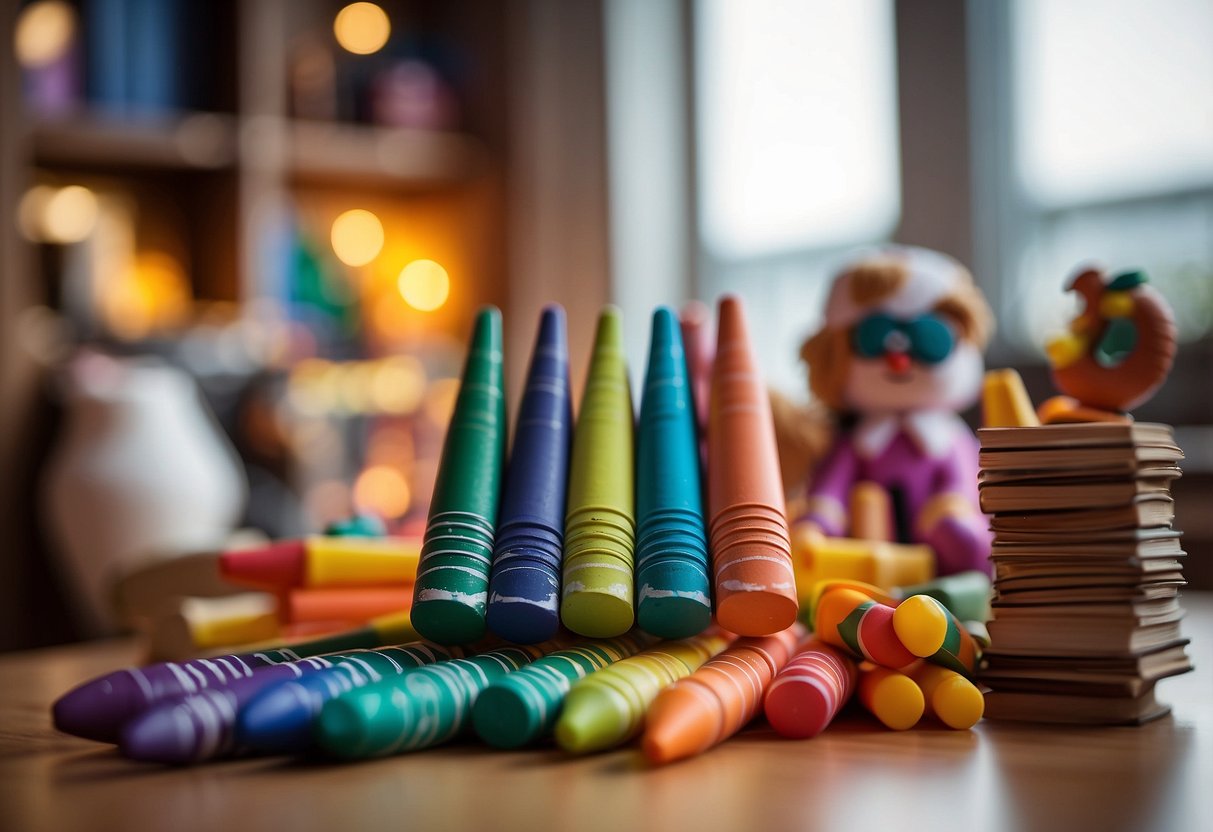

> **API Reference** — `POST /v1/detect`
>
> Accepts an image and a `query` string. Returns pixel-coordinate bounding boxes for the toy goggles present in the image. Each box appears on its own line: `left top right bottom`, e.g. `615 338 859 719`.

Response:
851 313 955 364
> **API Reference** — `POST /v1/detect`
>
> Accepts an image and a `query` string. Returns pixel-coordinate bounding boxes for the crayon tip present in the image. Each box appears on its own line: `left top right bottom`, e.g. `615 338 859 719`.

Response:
892 595 949 658
680 300 710 328
120 705 192 764
218 539 307 588
236 682 317 754
52 673 143 743
411 599 488 646
472 686 542 749
716 294 748 344
650 306 679 348
593 306 625 354
555 692 620 754
643 686 718 764
315 697 372 759
537 304 567 345
932 677 985 730
471 306 504 351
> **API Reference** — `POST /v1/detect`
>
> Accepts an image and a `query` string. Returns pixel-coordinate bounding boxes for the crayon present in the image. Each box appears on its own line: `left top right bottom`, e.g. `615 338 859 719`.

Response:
890 571 992 624
849 481 893 542
561 307 637 638
804 578 899 625
815 588 916 670
486 306 573 644
219 537 421 589
147 594 279 661
763 639 859 739
120 642 458 764
472 633 651 749
857 665 924 730
324 513 387 537
909 663 984 730
635 307 712 639
555 630 733 754
283 586 413 625
411 308 509 645
707 295 798 636
315 645 548 758
891 594 981 677
791 525 934 610
52 611 417 743
981 368 1039 428
644 623 804 763
679 300 713 445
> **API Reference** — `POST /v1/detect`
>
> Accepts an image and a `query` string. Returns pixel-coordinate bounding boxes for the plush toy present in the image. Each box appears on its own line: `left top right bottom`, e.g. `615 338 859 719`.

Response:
795 246 994 576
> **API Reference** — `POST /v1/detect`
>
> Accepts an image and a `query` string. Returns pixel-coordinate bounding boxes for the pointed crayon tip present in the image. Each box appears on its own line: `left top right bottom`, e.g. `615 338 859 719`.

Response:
537 304 568 347
650 306 680 350
680 300 710 328
468 306 503 353
555 696 617 754
120 705 193 764
593 306 625 354
716 294 750 347
236 682 318 754
53 673 144 743
643 686 718 764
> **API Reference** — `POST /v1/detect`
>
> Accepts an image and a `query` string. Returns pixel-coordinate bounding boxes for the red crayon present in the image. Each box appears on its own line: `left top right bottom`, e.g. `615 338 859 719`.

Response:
815 587 916 670
764 639 858 739
220 536 421 589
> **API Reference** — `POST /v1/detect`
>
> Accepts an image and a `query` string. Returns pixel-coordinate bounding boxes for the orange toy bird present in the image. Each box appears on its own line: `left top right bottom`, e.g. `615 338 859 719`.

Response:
1039 267 1177 423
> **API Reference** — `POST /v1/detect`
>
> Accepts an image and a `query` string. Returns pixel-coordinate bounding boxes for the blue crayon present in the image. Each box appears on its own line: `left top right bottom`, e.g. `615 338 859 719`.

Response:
236 642 457 755
119 643 458 764
635 307 712 638
486 306 573 643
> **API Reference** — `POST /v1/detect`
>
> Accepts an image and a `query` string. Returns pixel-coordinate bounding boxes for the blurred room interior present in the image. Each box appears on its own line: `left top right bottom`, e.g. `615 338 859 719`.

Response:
1 0 1210 651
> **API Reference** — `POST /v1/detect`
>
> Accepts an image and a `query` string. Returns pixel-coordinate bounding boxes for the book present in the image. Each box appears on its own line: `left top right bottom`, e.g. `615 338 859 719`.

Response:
989 526 1180 544
991 582 1182 605
977 422 1176 451
985 615 1184 657
981 642 1192 699
994 561 1185 583
990 596 1181 619
980 475 1179 513
989 499 1175 533
991 537 1185 560
979 462 1182 485
979 444 1182 472
982 688 1171 725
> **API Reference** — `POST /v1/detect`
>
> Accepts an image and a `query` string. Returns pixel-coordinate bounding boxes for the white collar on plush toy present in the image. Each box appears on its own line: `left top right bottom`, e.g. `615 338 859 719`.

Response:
854 409 963 460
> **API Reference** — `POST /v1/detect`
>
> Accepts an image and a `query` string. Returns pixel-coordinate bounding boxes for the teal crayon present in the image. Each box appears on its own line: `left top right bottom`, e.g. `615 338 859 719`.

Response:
635 307 712 638
411 308 508 645
471 632 651 748
316 644 548 758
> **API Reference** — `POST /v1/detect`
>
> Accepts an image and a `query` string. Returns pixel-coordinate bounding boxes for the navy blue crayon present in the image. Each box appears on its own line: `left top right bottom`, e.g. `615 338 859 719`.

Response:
120 642 459 764
485 306 573 643
635 308 712 638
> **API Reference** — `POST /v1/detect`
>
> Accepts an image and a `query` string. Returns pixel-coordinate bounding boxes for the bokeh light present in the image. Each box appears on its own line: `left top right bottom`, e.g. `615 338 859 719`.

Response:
14 0 75 68
353 465 412 518
102 251 191 340
21 185 99 244
398 259 450 312
333 2 391 56
370 355 428 414
330 208 385 267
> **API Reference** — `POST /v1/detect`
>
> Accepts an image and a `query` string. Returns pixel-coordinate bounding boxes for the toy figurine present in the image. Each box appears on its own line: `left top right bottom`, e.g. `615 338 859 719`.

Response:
795 246 993 576
1038 267 1177 424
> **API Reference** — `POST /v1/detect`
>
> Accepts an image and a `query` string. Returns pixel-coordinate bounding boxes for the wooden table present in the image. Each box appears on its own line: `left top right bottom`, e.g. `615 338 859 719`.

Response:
2 595 1210 832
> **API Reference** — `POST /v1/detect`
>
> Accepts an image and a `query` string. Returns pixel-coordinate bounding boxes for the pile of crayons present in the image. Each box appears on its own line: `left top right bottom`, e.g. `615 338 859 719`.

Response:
52 297 992 766
219 533 422 639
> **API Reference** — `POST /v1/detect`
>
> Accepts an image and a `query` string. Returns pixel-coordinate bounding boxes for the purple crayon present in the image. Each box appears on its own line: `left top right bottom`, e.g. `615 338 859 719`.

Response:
52 612 417 743
120 642 458 764
485 306 573 644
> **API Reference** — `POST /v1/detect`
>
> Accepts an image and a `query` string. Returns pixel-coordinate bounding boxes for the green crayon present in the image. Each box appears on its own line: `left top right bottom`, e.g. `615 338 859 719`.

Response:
562 307 637 638
555 631 732 754
471 632 651 749
316 644 546 758
411 308 508 645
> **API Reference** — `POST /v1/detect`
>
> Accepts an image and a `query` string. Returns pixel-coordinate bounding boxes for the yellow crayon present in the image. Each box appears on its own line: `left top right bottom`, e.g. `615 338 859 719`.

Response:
857 665 924 730
909 663 984 730
891 594 981 677
981 368 1040 428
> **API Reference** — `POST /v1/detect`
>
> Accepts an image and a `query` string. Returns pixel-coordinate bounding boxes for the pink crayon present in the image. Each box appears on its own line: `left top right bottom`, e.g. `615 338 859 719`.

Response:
764 639 858 739
815 587 916 670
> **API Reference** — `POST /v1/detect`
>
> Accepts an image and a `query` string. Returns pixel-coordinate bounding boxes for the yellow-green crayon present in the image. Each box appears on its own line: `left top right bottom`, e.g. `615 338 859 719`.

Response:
561 307 636 638
891 594 981 678
857 664 923 730
555 630 733 754
909 663 984 730
411 308 508 645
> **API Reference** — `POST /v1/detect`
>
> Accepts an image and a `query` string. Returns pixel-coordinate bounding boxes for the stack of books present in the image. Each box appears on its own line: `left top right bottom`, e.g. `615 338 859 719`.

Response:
976 422 1192 724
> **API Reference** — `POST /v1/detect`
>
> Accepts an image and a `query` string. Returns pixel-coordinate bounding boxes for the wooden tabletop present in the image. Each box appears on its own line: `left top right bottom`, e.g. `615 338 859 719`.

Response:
2 595 1210 832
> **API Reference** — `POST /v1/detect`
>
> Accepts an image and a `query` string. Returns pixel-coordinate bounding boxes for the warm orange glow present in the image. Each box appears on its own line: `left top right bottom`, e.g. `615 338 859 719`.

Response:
353 465 412 518
330 208 384 267
102 251 191 340
423 377 461 427
367 426 416 468
370 355 427 414
14 0 75 68
333 2 391 55
398 259 450 312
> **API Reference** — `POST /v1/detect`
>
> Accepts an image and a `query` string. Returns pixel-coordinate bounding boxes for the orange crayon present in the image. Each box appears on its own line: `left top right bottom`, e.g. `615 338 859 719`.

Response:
283 586 413 625
815 587 916 670
858 664 924 730
643 623 804 764
707 295 798 636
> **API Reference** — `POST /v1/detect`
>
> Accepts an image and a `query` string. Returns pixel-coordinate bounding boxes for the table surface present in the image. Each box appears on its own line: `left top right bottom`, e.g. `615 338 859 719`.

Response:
2 595 1210 832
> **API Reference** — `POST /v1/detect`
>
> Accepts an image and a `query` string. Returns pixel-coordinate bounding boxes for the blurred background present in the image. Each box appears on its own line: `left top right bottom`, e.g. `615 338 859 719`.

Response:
1 0 1210 651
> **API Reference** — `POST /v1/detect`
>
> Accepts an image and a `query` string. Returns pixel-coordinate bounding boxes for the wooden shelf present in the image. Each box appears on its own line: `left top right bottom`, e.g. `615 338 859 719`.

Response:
31 112 239 172
287 121 490 190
